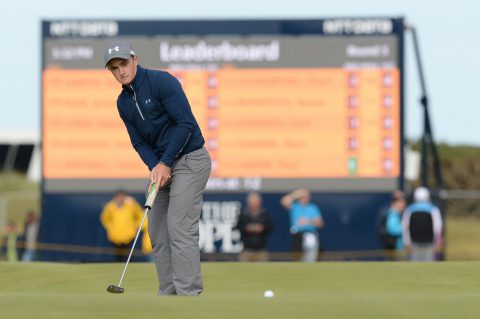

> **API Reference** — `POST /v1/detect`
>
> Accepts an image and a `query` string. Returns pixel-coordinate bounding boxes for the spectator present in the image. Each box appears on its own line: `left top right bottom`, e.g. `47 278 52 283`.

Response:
5 220 18 262
142 218 153 262
236 192 274 262
281 188 324 262
378 191 406 260
402 187 443 262
100 190 148 261
21 211 40 262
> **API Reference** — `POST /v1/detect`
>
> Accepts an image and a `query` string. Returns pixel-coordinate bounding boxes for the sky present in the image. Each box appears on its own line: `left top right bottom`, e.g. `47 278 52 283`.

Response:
2 0 479 146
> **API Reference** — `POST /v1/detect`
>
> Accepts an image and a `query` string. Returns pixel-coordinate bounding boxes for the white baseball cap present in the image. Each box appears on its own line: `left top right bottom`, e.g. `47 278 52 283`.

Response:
414 186 430 202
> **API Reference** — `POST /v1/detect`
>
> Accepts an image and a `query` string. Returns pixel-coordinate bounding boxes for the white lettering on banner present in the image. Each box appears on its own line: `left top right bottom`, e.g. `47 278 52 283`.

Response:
49 21 118 37
51 46 94 60
160 40 280 63
346 44 390 58
323 19 393 35
243 177 262 190
199 201 243 253
206 177 262 191
343 61 396 69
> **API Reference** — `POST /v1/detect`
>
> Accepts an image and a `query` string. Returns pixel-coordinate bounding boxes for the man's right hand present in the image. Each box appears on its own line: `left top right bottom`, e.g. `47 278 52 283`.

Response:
150 162 172 191
246 223 264 233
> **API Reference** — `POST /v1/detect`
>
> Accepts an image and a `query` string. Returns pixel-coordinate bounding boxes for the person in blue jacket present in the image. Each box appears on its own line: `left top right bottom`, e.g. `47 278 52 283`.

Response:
281 188 324 262
382 190 407 260
104 43 211 296
386 192 406 249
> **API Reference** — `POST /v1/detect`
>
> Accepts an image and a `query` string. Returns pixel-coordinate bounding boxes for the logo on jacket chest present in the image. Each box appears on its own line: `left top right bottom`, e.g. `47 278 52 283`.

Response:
145 98 152 104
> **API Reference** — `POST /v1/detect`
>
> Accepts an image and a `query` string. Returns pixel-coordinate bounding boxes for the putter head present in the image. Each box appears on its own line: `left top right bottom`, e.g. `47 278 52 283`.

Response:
107 284 124 294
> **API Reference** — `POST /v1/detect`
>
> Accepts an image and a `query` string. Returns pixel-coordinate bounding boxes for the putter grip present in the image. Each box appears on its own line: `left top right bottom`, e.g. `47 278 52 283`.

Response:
145 183 158 209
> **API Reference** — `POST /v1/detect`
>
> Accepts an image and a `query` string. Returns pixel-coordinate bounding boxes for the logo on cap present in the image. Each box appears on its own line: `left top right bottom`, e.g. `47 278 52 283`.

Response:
108 46 120 55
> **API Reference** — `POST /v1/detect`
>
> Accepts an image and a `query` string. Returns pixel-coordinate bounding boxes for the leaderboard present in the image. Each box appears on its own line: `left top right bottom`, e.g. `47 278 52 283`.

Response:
42 19 404 192
173 68 400 178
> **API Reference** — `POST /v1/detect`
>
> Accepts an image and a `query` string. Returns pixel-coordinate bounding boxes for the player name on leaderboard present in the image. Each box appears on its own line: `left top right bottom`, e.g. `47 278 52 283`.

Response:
174 67 399 179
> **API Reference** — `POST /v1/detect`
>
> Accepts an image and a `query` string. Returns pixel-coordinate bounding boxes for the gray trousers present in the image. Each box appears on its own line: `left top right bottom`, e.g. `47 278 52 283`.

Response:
147 147 211 296
410 243 435 262
302 232 319 263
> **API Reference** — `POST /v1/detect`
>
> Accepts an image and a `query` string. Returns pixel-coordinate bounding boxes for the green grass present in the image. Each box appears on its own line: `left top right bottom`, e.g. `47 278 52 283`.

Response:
0 173 38 193
0 262 479 319
0 172 39 232
446 216 480 260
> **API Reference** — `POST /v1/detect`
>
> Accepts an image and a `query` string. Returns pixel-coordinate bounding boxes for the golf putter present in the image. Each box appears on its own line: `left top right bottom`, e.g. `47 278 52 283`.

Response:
107 183 158 294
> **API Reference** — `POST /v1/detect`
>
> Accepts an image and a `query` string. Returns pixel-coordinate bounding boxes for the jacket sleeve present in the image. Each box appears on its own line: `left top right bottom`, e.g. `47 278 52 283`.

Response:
431 206 443 243
236 213 247 232
263 213 274 234
117 98 160 170
100 203 112 229
156 72 197 167
386 213 402 236
402 208 412 247
132 200 147 230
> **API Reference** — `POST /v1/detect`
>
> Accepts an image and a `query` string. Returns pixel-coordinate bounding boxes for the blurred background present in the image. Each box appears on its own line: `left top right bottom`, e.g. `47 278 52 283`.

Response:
1 0 479 262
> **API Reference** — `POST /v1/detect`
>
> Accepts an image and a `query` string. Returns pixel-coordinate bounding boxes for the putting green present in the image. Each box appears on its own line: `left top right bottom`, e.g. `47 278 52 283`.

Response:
0 262 479 319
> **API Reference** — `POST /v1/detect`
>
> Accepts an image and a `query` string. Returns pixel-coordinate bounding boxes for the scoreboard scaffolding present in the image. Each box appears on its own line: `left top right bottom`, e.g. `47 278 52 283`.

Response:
41 18 405 260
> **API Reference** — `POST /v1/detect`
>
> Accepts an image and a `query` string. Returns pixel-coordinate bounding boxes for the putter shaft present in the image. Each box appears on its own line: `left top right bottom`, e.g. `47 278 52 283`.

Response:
108 183 157 294
116 206 150 288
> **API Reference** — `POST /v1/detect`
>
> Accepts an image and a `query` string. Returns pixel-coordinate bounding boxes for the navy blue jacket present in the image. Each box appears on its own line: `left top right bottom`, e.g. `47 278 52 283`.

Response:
116 66 204 170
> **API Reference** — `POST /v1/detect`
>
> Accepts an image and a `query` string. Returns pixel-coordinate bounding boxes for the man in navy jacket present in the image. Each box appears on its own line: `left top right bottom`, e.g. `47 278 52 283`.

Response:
105 42 211 296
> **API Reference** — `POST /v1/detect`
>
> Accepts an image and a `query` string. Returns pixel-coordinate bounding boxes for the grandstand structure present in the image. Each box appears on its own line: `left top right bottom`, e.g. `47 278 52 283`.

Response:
0 128 40 182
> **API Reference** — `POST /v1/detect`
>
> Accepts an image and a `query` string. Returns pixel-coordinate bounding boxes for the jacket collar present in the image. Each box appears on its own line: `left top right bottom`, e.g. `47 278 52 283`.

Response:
122 65 145 92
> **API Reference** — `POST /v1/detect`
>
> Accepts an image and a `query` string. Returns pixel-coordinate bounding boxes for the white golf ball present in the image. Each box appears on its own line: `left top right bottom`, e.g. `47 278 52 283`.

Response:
263 290 274 298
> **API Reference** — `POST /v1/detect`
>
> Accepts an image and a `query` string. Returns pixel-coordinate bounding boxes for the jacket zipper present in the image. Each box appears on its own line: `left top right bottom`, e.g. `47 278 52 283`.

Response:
130 85 145 120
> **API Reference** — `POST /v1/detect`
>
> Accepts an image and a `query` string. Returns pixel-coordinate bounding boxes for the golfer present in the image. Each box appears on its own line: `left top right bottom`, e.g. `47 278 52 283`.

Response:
104 43 211 296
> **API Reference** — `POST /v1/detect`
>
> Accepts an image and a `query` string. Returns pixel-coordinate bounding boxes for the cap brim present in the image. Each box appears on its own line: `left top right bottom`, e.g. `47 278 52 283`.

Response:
105 54 131 68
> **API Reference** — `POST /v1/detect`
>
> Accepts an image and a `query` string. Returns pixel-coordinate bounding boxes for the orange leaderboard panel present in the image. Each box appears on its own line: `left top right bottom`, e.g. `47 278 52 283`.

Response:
43 67 400 179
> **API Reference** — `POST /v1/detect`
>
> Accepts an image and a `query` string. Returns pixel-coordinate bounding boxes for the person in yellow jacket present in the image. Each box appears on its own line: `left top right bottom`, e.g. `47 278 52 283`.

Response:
142 219 153 260
100 190 152 261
